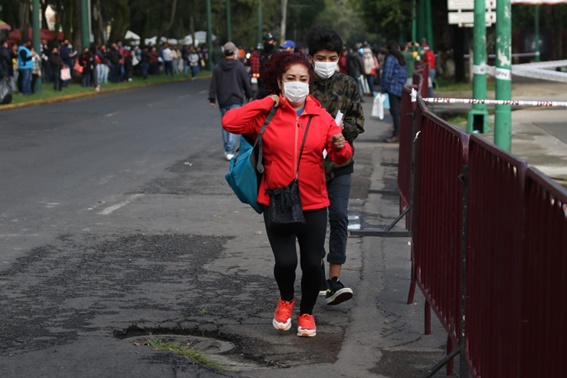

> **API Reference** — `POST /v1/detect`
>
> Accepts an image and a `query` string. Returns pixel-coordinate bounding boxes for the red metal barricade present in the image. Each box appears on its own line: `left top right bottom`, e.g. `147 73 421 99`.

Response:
465 135 527 378
411 98 469 343
397 86 416 213
520 167 567 377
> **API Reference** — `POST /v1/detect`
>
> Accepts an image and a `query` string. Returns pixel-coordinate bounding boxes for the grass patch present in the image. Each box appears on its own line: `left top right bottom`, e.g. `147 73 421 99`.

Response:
144 335 222 370
9 70 213 106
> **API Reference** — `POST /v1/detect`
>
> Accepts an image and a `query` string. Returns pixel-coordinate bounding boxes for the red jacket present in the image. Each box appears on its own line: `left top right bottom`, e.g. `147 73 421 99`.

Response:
223 95 353 210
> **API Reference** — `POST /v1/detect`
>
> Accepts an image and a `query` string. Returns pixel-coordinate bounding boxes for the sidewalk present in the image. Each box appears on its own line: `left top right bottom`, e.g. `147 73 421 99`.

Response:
431 76 567 183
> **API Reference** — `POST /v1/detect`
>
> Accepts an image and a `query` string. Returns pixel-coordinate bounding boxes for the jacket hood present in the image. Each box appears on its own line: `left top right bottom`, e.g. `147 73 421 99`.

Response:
218 58 240 71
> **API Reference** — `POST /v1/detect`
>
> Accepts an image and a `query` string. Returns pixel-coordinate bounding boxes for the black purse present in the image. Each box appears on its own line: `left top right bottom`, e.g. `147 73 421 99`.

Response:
265 116 313 234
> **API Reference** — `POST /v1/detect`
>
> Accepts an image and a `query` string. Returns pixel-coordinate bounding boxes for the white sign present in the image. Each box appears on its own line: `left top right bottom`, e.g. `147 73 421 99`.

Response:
447 0 496 10
448 11 496 26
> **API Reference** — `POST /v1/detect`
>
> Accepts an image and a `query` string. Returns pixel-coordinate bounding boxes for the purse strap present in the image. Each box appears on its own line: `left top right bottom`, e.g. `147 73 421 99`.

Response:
294 115 313 179
254 105 277 174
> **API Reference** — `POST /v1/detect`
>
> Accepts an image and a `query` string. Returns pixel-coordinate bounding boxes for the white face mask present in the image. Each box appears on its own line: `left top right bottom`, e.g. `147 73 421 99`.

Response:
313 61 337 79
282 81 310 105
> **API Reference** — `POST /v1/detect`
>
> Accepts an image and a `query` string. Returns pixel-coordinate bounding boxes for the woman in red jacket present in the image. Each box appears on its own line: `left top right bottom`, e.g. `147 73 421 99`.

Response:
222 53 352 337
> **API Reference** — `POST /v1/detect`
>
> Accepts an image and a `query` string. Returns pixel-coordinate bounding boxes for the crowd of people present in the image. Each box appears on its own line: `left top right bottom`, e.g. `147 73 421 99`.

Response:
0 37 209 96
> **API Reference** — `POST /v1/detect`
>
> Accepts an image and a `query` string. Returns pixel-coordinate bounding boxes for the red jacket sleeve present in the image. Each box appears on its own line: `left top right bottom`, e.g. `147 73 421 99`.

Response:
222 97 275 137
325 118 353 166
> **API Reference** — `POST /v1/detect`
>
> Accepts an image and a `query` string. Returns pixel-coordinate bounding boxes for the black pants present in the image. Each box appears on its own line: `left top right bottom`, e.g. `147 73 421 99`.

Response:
263 207 327 315
388 93 402 136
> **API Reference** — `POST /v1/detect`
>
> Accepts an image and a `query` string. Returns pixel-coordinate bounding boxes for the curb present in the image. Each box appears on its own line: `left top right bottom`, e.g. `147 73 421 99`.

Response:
0 76 202 112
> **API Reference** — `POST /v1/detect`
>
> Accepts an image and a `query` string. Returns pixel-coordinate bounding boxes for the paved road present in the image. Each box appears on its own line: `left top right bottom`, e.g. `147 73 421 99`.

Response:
0 80 449 377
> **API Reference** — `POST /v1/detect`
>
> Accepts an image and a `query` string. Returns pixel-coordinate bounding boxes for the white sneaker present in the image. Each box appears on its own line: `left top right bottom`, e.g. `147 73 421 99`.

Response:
225 153 234 161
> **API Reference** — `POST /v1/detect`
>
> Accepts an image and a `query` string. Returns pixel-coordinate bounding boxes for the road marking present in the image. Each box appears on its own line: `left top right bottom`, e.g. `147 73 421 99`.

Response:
98 194 144 215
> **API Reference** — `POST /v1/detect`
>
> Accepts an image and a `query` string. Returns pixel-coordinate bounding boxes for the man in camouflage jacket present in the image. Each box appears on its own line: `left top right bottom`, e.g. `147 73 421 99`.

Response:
307 27 365 306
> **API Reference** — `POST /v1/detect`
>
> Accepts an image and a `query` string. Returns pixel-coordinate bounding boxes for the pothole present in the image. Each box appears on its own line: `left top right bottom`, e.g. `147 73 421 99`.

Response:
114 326 263 372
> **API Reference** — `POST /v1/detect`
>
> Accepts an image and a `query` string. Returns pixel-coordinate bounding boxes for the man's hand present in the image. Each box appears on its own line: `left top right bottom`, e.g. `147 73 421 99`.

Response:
209 102 215 108
331 134 345 149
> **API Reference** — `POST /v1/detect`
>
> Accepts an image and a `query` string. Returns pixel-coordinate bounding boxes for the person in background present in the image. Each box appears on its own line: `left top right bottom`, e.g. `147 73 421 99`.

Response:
222 52 353 337
162 43 173 76
346 47 365 102
306 26 365 305
188 47 201 80
17 40 33 95
49 46 64 91
96 45 109 86
245 44 262 98
423 44 436 98
381 40 407 143
40 39 51 83
30 46 41 93
208 41 252 161
140 47 151 79
257 33 278 99
79 47 94 88
338 49 348 75
0 39 12 82
362 43 378 95
280 40 295 54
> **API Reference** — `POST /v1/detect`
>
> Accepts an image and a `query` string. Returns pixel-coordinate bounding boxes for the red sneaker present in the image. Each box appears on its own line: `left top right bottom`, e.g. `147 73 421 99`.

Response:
273 298 295 331
297 314 317 337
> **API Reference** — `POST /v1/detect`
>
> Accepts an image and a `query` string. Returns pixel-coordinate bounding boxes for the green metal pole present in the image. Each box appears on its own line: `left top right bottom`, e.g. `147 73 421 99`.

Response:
32 0 41 93
226 0 232 42
425 0 434 50
494 0 512 151
534 5 540 62
466 0 490 134
80 0 90 49
258 0 263 45
418 0 426 44
412 0 417 45
206 0 214 71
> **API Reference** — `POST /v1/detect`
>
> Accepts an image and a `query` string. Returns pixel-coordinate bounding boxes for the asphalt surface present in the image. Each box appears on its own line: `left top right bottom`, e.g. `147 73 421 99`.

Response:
1 76 565 377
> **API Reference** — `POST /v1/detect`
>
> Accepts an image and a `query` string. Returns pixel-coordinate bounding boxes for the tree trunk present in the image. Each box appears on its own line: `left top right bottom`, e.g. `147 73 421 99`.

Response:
280 0 288 44
108 0 130 43
19 0 31 40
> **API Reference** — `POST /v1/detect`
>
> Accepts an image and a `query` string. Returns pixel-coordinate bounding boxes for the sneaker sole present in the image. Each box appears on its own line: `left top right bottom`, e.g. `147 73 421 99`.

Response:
297 328 316 337
318 290 327 296
326 288 354 306
273 318 291 331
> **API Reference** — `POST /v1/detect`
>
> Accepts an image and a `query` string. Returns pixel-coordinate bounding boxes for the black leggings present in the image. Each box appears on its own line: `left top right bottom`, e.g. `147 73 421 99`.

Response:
263 207 327 315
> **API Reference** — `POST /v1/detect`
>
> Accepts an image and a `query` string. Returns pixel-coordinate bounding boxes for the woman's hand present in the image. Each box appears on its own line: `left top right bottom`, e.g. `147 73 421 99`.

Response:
269 94 280 107
331 134 345 149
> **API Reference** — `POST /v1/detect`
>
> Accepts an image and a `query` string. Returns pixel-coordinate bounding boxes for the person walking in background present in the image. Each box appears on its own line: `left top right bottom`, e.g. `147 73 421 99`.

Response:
306 26 365 305
362 43 378 95
346 47 365 102
208 41 252 161
188 47 201 80
246 44 262 99
381 41 407 143
280 40 295 54
222 52 353 337
256 33 278 99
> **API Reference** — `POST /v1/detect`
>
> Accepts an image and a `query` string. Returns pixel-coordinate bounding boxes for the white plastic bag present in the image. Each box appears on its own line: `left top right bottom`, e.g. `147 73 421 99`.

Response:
372 93 385 119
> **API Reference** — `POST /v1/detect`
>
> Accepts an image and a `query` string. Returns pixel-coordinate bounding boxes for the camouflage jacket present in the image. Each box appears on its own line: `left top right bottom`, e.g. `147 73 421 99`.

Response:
310 72 365 180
